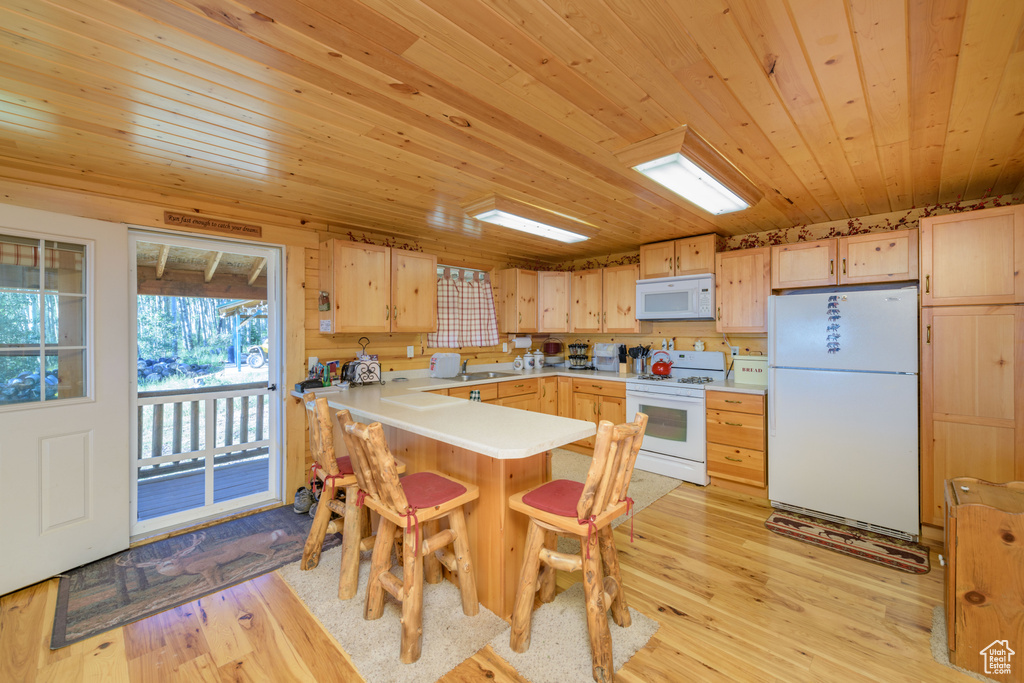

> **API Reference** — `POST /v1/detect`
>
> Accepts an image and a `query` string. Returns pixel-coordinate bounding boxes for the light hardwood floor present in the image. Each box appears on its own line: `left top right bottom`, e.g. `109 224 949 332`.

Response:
1 483 968 682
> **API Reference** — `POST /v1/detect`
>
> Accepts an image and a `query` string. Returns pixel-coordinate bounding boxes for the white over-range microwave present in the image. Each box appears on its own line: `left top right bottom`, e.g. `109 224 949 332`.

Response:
635 273 715 321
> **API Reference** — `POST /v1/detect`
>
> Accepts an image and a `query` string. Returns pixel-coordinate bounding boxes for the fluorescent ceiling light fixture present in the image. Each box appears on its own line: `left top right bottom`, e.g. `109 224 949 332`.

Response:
615 125 762 215
462 194 593 243
632 153 749 215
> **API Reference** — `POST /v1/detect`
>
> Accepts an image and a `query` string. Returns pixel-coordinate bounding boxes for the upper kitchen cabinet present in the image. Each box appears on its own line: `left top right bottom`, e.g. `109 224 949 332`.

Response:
921 205 1024 306
570 265 640 333
494 268 538 333
716 247 770 333
771 229 919 290
603 264 641 333
639 234 717 280
838 229 918 284
319 240 437 334
537 271 570 333
771 239 837 289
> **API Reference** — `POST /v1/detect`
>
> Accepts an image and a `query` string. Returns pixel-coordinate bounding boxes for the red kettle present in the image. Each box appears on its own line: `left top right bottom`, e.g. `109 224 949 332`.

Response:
651 351 673 376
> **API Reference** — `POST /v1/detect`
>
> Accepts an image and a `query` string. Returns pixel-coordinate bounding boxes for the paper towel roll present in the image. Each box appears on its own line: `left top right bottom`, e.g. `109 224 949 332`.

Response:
512 336 533 348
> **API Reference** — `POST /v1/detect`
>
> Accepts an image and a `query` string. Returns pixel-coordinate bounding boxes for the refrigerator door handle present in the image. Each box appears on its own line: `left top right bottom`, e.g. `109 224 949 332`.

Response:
769 367 776 437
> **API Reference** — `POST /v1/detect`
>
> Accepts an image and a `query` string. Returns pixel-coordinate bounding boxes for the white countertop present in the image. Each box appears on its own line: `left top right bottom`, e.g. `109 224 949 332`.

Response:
707 380 768 395
298 368 628 460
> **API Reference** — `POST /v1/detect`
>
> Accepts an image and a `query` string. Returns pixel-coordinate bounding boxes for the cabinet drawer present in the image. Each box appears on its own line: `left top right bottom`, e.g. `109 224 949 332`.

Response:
498 377 540 398
448 383 498 401
707 443 766 487
706 391 764 415
572 378 626 398
706 410 765 451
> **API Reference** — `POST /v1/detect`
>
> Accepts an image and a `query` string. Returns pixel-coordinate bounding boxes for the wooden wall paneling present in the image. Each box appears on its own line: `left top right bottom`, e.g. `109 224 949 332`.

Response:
285 245 307 499
937 0 1024 203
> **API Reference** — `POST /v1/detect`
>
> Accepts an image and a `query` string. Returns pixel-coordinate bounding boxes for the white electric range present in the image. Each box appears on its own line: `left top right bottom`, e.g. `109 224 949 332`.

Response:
625 351 727 485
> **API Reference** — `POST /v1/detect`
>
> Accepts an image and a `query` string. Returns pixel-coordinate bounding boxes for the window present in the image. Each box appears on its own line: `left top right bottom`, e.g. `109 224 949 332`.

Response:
0 233 88 406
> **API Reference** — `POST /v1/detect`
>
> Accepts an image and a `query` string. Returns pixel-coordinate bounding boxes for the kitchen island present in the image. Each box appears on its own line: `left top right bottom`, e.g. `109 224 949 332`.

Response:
302 377 596 619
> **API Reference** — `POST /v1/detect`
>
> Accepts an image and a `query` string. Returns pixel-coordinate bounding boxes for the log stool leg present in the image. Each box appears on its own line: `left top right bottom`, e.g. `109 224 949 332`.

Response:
448 508 478 615
338 484 362 599
510 520 546 653
538 529 558 603
423 520 443 584
581 531 613 682
400 523 424 663
598 527 630 628
301 479 336 570
365 518 396 621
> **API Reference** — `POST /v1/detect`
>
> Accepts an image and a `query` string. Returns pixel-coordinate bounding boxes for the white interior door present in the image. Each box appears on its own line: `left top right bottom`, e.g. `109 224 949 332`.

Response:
0 205 129 596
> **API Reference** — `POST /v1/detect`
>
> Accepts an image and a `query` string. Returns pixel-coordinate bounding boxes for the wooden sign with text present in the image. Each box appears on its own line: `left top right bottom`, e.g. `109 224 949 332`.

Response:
163 212 262 238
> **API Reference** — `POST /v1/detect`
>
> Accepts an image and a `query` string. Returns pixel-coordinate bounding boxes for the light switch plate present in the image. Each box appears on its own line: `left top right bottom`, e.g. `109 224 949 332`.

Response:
730 346 740 356
407 345 415 358
319 320 331 333
502 342 508 353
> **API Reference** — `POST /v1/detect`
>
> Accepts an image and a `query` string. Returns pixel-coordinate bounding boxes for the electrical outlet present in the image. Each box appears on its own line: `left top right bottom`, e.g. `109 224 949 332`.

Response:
502 342 508 353
406 345 415 358
730 346 740 357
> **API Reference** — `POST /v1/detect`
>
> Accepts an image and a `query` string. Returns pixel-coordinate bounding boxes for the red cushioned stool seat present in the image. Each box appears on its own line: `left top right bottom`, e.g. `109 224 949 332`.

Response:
335 455 354 476
401 471 468 508
521 479 584 518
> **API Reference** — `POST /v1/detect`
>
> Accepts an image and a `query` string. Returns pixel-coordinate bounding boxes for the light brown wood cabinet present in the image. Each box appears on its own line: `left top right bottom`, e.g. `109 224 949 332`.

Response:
943 478 1024 676
921 205 1024 306
570 265 640 333
494 268 538 333
771 229 919 290
557 376 573 417
705 390 766 488
639 234 716 280
920 305 1024 526
447 383 499 402
715 247 770 333
539 376 558 415
571 379 626 449
319 240 437 334
537 271 570 333
497 377 541 411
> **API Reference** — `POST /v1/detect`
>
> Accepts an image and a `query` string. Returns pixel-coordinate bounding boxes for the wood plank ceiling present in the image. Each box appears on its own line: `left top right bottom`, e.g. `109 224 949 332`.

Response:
0 0 1022 262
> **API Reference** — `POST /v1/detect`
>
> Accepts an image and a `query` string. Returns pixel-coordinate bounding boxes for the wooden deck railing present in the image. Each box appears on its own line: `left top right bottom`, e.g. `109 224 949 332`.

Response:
136 383 272 481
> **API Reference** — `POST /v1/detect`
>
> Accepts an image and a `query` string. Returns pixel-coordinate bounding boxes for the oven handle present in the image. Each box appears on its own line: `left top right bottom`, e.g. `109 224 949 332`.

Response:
626 390 704 405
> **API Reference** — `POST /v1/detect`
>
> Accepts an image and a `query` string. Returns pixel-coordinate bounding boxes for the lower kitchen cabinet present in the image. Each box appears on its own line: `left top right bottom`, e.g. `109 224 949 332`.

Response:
539 376 558 415
705 390 766 488
498 377 540 411
447 383 499 402
921 305 1024 526
572 378 626 450
557 376 573 417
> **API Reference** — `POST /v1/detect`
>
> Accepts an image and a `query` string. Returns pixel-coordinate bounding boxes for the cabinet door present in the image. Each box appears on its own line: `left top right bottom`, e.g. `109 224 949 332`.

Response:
494 268 538 333
602 264 640 333
675 234 716 276
771 239 837 289
570 269 603 333
573 392 600 448
324 241 391 333
557 376 573 417
716 247 770 333
921 205 1024 306
921 306 1023 526
539 376 558 415
516 270 539 333
537 271 570 332
639 242 676 279
500 393 538 412
599 395 626 426
391 249 437 332
838 229 918 284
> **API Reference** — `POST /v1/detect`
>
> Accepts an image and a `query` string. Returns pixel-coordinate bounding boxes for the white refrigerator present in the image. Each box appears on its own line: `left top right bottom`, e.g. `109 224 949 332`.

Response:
768 286 919 537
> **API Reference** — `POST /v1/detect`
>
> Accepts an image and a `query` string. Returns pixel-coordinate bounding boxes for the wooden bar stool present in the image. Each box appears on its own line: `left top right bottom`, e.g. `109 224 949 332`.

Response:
508 413 648 683
338 410 480 664
299 396 404 600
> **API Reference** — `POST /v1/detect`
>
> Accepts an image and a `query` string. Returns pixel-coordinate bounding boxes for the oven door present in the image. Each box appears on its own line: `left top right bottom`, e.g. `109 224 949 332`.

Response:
626 390 705 462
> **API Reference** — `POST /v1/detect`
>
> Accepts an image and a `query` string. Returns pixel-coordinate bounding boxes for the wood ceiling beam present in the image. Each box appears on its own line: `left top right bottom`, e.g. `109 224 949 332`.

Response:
204 251 223 283
248 257 266 286
137 266 266 299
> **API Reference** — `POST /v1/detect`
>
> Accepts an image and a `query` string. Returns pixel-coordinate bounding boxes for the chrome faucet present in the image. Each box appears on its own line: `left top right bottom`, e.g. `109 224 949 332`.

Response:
461 359 469 374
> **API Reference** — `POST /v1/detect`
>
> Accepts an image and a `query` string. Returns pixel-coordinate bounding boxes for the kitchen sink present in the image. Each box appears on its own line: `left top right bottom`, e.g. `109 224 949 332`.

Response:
451 371 515 381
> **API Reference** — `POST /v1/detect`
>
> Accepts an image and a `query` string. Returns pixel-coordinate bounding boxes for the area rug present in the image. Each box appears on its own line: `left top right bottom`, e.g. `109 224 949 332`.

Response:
489 582 659 682
552 448 681 554
51 505 334 648
278 545 507 683
930 606 999 682
764 510 930 574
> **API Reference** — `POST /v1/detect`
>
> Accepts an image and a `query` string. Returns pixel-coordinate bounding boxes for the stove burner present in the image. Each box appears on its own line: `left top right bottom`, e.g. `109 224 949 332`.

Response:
635 373 672 381
677 376 716 385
